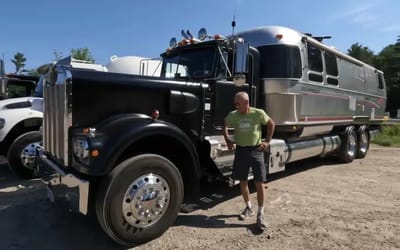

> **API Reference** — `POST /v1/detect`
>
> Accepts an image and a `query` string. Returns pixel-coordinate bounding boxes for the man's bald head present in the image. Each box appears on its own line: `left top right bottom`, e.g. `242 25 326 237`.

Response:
234 91 249 102
234 91 250 114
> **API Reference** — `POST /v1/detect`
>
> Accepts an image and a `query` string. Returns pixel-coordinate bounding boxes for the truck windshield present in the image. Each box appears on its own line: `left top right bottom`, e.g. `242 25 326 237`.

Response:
162 47 218 79
258 45 302 79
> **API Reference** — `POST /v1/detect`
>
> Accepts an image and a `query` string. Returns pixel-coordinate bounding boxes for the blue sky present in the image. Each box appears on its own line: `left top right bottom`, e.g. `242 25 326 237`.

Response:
2 0 400 73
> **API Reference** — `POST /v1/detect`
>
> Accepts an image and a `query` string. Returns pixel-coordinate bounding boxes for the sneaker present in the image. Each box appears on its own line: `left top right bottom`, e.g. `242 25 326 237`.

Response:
239 206 255 220
257 213 267 229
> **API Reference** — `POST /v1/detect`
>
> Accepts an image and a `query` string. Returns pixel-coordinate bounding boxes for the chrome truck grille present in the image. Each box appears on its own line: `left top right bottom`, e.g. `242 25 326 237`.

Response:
43 60 72 166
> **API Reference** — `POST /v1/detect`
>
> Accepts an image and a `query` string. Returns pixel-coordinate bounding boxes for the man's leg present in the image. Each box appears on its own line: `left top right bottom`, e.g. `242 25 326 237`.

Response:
255 181 265 207
239 180 254 220
255 181 267 228
240 180 250 203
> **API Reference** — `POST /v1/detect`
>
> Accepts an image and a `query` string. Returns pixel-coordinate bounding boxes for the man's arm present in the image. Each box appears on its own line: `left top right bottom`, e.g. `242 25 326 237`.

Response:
223 124 235 150
260 118 275 151
265 118 275 143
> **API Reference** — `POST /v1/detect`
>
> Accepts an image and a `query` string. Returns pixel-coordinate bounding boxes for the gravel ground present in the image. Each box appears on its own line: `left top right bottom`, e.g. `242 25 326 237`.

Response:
0 146 399 250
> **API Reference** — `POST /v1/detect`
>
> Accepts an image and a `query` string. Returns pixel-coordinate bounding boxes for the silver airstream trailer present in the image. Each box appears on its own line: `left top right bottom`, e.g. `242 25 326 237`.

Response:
198 25 386 173
236 26 386 138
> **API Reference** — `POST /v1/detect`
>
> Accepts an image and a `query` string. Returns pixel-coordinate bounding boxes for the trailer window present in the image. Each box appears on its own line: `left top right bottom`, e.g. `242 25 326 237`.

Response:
307 44 323 72
324 51 339 85
258 45 301 78
324 51 338 76
378 73 384 89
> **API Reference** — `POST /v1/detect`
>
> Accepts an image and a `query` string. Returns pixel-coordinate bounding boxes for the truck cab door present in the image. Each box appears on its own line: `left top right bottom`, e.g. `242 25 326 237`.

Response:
212 81 251 128
203 80 253 179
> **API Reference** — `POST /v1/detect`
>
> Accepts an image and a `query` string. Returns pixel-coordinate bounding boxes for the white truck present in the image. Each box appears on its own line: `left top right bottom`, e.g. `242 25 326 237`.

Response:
0 74 41 159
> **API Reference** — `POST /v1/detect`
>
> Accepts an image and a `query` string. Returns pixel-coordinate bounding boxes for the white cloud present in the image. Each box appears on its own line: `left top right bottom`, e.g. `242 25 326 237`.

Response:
329 0 398 33
342 2 376 17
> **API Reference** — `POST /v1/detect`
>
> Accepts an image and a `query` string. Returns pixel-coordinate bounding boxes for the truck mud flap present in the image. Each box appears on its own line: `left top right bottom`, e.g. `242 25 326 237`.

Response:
39 155 89 215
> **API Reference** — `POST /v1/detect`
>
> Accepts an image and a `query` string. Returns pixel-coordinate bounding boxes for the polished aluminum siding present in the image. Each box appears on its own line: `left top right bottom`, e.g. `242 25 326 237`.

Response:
43 66 71 166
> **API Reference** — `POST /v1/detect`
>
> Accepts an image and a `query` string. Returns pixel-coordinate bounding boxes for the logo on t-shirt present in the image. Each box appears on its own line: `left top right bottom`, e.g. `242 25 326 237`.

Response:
238 119 252 132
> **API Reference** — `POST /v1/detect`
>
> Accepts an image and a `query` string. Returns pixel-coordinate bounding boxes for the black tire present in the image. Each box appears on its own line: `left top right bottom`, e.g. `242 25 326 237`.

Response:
95 154 183 247
7 131 42 179
338 126 357 163
356 126 369 159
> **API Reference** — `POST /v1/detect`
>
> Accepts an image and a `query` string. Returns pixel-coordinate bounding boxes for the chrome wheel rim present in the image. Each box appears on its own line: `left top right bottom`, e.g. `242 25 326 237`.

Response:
359 132 369 154
122 173 170 228
348 133 357 157
20 141 41 170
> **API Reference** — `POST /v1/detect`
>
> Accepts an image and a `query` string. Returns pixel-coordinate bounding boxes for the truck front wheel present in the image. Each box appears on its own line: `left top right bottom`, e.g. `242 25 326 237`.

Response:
95 154 184 247
7 131 42 179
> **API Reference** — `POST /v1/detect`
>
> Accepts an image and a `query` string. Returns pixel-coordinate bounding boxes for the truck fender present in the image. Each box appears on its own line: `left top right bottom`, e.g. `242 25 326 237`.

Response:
0 106 43 142
77 114 201 181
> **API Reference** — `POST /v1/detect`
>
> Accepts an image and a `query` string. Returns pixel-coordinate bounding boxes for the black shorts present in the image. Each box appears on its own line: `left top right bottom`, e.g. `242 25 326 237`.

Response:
232 145 267 182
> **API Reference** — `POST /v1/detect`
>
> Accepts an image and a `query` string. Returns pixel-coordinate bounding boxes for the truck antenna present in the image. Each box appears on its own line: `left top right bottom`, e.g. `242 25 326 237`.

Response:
231 0 237 35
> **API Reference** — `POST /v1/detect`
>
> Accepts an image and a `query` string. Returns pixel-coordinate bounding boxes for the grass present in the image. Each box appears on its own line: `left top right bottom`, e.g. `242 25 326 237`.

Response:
371 124 400 147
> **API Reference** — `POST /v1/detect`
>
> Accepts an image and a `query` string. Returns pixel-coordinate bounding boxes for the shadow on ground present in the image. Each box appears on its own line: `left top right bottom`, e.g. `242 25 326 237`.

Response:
0 155 337 249
181 156 339 211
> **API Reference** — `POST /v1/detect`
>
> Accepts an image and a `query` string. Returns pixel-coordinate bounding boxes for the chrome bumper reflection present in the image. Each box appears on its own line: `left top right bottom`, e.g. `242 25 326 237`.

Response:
40 154 89 215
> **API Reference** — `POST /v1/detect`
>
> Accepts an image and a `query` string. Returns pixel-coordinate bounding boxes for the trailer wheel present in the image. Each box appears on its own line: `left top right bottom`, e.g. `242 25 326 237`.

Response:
338 126 357 163
7 131 42 179
95 154 183 247
356 126 369 159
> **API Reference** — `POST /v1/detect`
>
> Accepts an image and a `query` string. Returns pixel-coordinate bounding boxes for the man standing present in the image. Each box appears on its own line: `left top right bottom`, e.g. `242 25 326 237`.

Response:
223 91 275 229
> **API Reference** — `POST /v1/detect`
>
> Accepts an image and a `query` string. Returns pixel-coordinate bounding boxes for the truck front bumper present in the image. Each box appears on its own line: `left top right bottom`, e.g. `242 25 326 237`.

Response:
40 154 90 215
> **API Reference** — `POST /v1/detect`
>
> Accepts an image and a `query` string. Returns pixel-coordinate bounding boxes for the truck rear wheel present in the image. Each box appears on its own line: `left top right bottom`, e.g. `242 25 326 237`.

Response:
356 126 369 159
7 131 42 179
95 154 183 247
338 126 357 163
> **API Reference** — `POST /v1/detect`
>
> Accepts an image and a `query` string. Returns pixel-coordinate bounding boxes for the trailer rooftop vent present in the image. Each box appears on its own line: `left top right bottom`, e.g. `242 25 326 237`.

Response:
304 32 332 42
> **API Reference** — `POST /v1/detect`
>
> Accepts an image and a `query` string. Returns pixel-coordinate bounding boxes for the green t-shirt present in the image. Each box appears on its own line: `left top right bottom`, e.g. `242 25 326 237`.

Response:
225 107 270 146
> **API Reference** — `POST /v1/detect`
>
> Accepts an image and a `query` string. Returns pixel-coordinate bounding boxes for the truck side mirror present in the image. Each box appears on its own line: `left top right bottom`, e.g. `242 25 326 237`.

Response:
233 38 249 86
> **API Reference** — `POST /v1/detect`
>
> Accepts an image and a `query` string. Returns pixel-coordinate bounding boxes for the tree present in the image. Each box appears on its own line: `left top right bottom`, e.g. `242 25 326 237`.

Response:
11 52 27 74
347 43 376 66
376 36 400 116
70 47 94 62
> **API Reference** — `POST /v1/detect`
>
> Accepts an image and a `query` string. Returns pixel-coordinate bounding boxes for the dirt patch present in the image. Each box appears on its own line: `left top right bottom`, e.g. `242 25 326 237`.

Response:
0 146 399 250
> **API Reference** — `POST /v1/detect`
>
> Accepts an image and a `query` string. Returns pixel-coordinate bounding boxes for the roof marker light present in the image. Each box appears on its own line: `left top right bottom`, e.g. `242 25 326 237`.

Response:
190 38 200 44
178 39 190 46
214 34 226 40
275 34 283 40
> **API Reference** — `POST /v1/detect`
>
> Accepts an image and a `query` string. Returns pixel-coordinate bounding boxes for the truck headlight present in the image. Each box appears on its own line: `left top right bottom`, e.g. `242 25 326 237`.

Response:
73 137 89 163
0 118 5 129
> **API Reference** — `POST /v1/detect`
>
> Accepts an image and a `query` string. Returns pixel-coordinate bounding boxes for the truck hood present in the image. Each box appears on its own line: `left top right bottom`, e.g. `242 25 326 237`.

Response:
0 97 43 112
